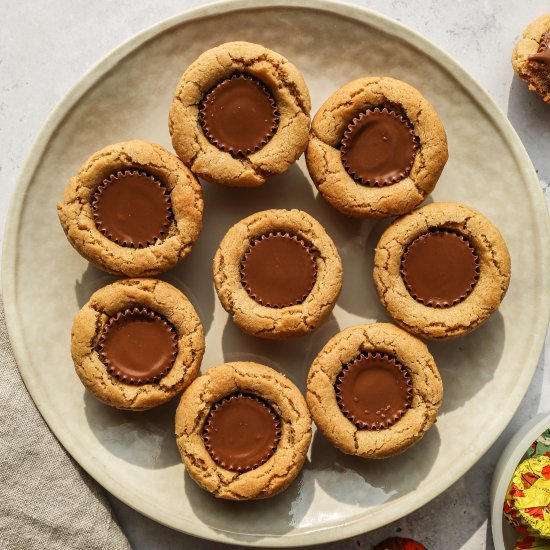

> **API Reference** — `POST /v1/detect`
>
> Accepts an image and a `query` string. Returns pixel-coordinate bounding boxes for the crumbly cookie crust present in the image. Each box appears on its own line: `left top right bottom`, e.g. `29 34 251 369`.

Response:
306 77 448 218
373 202 511 340
57 140 203 277
169 41 311 187
175 362 311 500
213 209 342 339
307 323 442 458
71 278 204 410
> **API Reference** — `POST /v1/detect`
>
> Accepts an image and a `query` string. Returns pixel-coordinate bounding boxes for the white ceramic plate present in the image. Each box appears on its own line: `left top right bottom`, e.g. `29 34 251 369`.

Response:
3 0 550 546
491 413 550 550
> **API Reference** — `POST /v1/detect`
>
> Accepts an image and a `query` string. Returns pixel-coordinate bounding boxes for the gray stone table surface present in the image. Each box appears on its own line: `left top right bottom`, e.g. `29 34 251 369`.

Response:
1 1 549 549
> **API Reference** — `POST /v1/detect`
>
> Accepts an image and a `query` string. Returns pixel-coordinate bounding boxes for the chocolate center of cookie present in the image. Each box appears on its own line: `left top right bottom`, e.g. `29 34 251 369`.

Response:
92 170 171 248
401 230 479 308
203 394 281 472
240 233 317 308
530 30 550 67
99 308 177 384
335 353 412 430
199 74 279 156
341 107 418 187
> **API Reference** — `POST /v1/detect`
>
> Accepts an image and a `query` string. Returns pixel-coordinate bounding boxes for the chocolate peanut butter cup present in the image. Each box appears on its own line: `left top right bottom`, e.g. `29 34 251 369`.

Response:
335 352 412 430
341 107 419 187
240 232 317 308
307 77 448 217
401 230 480 308
530 30 550 66
203 393 281 472
176 362 311 499
170 42 311 187
199 74 279 156
99 307 178 384
92 170 171 248
307 323 443 458
58 141 203 277
72 278 204 410
214 209 342 339
373 202 510 340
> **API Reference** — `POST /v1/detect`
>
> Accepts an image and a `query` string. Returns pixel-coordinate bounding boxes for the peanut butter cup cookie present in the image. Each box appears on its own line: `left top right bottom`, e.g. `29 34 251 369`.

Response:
512 15 550 104
213 209 342 339
306 77 448 218
169 41 311 187
175 362 311 500
71 278 204 410
307 323 442 458
373 202 511 340
57 140 203 277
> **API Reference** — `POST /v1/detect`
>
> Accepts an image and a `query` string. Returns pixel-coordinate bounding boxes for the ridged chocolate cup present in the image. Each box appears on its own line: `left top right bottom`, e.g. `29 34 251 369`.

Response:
92 170 172 248
335 352 413 430
199 73 280 157
529 30 550 65
400 229 480 308
341 107 419 187
203 393 282 472
98 307 178 385
240 232 318 308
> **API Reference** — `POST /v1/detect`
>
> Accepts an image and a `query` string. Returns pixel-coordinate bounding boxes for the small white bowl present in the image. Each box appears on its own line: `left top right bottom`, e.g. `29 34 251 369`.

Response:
491 412 550 549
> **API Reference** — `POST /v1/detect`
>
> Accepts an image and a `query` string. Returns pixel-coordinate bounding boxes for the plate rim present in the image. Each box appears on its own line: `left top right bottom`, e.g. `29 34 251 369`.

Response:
3 0 550 546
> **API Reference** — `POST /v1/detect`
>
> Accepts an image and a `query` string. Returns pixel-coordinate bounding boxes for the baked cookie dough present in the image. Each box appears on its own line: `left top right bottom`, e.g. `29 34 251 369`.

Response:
306 323 442 458
512 15 550 104
306 77 448 218
71 278 204 410
213 209 342 339
169 41 311 187
57 140 203 277
373 202 511 340
175 361 311 500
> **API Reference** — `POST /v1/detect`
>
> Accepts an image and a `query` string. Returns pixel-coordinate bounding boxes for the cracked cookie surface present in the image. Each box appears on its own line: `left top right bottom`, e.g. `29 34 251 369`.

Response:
57 140 203 277
213 209 342 339
71 278 205 410
169 41 311 187
175 361 311 500
373 202 511 340
306 77 448 218
512 15 550 104
307 323 442 458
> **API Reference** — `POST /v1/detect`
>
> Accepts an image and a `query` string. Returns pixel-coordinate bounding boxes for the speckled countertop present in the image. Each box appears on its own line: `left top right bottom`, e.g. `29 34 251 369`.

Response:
1 1 549 549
